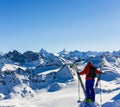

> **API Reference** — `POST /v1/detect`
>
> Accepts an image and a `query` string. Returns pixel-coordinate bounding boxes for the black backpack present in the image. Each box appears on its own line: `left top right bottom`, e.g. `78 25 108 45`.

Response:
88 66 96 78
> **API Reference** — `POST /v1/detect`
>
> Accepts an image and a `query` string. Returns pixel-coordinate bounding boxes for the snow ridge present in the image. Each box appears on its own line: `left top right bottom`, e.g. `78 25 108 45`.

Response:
0 49 119 107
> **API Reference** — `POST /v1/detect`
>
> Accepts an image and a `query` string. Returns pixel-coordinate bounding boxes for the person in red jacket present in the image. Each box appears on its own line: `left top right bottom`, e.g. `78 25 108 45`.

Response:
80 61 101 102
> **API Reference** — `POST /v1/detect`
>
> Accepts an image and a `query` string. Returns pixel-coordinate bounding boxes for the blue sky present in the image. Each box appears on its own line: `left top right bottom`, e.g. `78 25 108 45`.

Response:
0 0 120 53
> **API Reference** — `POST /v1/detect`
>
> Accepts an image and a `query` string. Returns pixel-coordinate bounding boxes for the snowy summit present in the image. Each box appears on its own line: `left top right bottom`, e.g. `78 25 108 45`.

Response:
0 49 120 107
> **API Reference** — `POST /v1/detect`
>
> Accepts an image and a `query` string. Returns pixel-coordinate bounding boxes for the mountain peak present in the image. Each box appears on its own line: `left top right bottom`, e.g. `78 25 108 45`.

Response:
39 48 48 54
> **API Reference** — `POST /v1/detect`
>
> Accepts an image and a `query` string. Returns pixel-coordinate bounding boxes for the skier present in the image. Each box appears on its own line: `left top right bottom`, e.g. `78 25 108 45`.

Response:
79 61 101 102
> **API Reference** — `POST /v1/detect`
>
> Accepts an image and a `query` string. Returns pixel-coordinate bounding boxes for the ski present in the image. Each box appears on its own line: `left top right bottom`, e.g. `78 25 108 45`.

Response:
72 61 87 100
76 71 86 99
95 62 104 90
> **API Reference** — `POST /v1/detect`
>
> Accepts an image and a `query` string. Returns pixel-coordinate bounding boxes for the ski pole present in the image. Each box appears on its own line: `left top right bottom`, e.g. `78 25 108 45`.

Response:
99 79 102 102
77 80 81 102
99 62 104 102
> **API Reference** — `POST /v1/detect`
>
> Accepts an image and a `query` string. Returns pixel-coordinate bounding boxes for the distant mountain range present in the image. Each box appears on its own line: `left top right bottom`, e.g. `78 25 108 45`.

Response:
0 49 120 99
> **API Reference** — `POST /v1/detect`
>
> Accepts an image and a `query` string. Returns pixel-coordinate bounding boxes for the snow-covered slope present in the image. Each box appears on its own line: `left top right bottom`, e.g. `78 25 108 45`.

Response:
0 73 119 107
0 49 120 107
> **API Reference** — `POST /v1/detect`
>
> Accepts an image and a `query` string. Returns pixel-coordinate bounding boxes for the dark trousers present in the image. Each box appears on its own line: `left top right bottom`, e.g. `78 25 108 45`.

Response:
85 79 95 101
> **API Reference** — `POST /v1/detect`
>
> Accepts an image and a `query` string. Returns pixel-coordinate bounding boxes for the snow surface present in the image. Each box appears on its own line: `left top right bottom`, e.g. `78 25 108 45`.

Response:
0 69 120 107
0 78 119 107
0 50 120 107
1 63 26 72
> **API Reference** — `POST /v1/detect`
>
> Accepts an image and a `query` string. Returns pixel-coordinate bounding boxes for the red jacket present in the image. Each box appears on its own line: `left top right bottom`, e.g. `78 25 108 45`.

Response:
80 62 101 80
